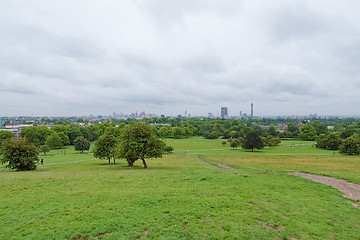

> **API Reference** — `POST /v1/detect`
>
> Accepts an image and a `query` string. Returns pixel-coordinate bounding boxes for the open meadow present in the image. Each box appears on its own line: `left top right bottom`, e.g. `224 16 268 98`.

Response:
1 137 359 239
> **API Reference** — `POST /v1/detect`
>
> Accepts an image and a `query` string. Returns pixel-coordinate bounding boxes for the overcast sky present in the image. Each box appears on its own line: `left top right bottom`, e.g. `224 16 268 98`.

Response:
1 0 360 117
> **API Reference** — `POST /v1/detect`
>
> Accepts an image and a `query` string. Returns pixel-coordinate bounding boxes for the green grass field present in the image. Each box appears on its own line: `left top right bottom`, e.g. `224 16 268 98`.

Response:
1 138 359 239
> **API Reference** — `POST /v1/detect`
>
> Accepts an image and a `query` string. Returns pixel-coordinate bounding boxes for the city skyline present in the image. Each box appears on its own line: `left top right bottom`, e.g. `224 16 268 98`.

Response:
1 1 360 116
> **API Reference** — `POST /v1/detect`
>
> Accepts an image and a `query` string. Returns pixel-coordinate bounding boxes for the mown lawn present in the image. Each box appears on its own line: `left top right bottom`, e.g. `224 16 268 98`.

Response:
1 150 360 239
165 137 332 155
1 137 360 239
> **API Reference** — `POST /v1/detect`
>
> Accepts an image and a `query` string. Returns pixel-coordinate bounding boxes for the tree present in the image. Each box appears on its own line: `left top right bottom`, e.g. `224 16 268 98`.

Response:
74 136 90 153
0 130 13 148
164 145 174 154
339 129 354 139
263 135 281 147
67 125 83 145
287 123 298 134
93 133 118 164
267 126 277 137
45 132 63 149
316 133 342 150
57 132 70 146
20 126 40 146
118 123 165 168
171 127 184 139
21 126 52 146
158 126 170 138
0 138 39 171
229 138 242 149
278 131 293 138
39 145 50 155
243 131 264 151
339 136 360 155
312 120 328 135
298 125 317 141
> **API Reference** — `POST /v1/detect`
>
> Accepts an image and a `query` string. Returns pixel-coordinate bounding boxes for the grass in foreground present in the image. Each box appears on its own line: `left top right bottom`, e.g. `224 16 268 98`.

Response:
0 153 359 239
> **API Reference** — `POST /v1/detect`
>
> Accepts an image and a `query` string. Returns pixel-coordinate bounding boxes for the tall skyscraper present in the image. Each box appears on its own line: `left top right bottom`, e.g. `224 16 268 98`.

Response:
251 103 254 118
221 107 228 118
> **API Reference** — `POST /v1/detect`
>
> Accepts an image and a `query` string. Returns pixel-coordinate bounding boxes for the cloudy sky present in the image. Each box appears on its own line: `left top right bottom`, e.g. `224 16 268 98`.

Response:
1 0 360 117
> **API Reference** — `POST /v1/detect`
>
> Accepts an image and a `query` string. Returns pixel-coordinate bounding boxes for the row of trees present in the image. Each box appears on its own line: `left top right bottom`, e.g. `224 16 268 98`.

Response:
317 133 360 155
0 123 167 171
17 117 360 146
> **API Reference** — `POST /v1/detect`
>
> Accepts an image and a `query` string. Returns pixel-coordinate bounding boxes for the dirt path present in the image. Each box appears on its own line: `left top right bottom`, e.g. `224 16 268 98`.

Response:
203 159 237 170
198 156 237 170
288 172 360 202
199 156 360 208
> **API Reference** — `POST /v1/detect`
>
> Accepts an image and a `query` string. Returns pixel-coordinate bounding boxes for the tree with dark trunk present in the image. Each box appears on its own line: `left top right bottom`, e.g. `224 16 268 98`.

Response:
243 131 264 152
74 136 90 153
93 133 118 164
118 123 165 168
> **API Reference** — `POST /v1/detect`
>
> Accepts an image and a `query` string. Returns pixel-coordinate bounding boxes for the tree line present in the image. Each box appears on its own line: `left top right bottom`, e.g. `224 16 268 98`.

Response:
2 116 360 171
0 123 167 171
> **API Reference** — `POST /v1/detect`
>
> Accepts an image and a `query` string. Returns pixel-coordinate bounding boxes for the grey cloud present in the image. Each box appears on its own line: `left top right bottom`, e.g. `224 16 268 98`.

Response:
1 0 360 116
269 5 326 41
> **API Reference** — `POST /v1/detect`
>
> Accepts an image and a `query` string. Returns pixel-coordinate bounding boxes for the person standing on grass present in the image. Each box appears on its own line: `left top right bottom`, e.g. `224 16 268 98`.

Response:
41 159 44 165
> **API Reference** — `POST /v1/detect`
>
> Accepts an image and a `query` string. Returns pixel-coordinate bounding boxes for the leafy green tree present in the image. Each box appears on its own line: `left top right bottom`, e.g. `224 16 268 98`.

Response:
51 125 68 134
118 123 165 168
20 126 40 146
316 133 342 150
39 145 50 155
230 139 241 149
287 122 298 134
0 130 13 147
298 125 317 141
164 145 174 154
93 133 118 164
158 126 170 138
339 136 360 155
0 138 39 171
74 136 90 153
339 129 354 139
206 130 221 139
263 136 281 147
278 131 293 138
104 126 122 138
267 126 277 137
45 132 63 149
67 125 83 145
312 120 328 135
80 127 92 141
243 131 264 151
316 134 327 149
171 127 185 139
21 126 52 146
230 131 237 139
57 132 70 146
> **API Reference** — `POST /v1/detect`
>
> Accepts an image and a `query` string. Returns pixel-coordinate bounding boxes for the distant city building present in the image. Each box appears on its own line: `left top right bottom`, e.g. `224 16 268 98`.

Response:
208 112 214 118
221 107 228 118
0 124 34 141
251 103 254 118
